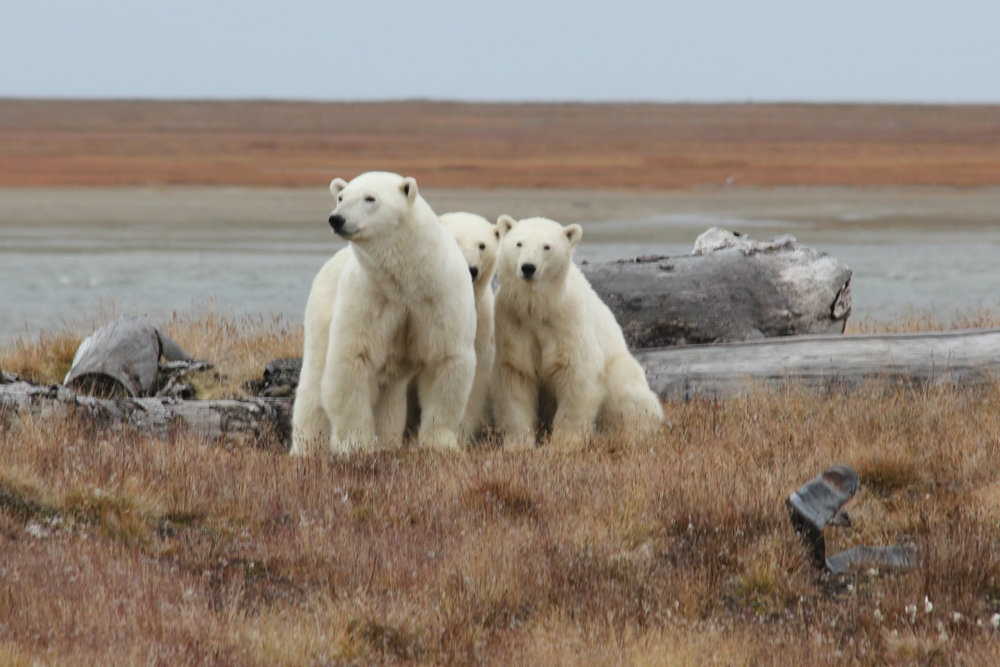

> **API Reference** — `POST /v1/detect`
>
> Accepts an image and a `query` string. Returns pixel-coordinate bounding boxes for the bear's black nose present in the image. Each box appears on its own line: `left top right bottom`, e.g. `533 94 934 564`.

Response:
520 263 536 279
469 266 479 281
329 213 346 233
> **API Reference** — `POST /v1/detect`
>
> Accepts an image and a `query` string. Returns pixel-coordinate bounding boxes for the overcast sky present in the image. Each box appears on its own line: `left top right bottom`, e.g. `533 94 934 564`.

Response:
3 0 998 103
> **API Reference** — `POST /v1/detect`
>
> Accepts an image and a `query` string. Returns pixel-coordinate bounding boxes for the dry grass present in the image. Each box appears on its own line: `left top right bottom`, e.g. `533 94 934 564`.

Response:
0 304 302 397
846 306 1000 335
3 310 1000 664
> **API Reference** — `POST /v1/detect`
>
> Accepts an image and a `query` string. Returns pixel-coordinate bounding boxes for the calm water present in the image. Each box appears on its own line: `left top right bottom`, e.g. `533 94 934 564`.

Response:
3 189 1000 344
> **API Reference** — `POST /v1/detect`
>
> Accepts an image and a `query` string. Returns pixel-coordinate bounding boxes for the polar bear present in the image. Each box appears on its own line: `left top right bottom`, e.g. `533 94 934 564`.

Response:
439 212 499 439
290 171 477 455
491 215 664 448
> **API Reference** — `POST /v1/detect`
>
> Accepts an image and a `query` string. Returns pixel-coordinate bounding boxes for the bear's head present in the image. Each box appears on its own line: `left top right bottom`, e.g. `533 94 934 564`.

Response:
496 215 582 286
440 212 499 288
327 171 420 241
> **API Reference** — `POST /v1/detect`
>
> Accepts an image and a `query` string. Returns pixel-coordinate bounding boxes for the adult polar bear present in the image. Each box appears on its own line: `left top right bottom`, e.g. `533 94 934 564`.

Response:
291 172 477 455
492 215 664 448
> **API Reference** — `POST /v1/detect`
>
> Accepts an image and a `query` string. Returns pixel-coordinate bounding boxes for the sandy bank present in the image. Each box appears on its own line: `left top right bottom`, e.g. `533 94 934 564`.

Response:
5 185 1000 230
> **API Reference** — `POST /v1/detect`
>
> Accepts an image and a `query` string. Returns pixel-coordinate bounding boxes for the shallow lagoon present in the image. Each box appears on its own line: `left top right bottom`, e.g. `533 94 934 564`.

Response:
3 186 999 343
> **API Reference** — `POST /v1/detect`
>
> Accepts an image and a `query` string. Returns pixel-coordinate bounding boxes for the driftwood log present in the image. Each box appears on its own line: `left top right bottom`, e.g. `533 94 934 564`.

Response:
63 315 197 398
637 328 1000 401
4 328 1000 448
1 371 291 451
582 228 852 347
2 316 290 450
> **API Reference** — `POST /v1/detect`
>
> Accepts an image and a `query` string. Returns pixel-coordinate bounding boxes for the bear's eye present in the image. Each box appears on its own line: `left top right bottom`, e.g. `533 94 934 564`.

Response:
478 243 486 251
364 195 376 203
515 242 522 248
543 244 551 251
337 195 343 203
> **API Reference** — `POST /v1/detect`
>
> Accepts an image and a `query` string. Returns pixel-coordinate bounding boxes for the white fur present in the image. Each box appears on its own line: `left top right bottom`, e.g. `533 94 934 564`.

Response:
491 215 664 448
439 212 499 439
290 171 477 455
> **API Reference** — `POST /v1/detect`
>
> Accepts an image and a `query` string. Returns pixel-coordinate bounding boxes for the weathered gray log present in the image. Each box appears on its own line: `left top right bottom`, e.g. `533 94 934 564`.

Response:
63 315 194 397
2 327 998 446
637 327 1000 401
0 374 291 451
581 228 852 348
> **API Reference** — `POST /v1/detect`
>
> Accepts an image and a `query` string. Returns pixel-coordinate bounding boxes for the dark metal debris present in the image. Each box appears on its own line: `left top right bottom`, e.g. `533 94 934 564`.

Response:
787 462 917 574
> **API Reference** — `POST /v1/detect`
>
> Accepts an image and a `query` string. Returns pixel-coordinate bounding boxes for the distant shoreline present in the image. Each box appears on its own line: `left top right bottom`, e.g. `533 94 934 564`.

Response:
5 185 1000 228
3 99 999 188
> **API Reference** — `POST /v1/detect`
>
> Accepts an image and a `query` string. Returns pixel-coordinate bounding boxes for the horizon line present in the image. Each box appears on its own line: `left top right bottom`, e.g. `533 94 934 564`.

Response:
2 95 1000 107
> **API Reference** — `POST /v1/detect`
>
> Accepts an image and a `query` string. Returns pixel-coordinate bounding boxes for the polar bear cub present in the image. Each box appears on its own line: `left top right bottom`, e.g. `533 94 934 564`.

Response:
439 212 499 438
491 215 664 448
290 171 477 455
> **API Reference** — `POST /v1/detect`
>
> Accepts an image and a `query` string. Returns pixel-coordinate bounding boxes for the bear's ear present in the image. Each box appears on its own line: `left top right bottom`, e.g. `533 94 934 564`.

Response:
330 178 348 198
497 214 517 238
400 177 418 203
564 224 583 247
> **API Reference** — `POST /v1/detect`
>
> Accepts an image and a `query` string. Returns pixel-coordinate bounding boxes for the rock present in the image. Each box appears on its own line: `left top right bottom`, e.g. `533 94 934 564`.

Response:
581 228 852 348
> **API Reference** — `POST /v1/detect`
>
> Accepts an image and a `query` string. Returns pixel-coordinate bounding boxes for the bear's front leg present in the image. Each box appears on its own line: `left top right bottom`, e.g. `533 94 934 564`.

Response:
290 373 330 455
492 361 540 449
320 354 379 454
373 376 410 447
414 351 475 451
550 373 604 447
290 296 334 456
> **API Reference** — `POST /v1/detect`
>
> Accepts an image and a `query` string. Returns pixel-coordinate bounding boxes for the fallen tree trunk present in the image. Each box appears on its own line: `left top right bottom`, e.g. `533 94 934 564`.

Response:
636 328 1000 401
5 328 999 448
581 228 853 347
1 374 291 451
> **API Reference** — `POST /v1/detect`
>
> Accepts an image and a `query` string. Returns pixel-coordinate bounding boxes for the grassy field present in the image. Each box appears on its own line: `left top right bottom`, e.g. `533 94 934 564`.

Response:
3 310 1000 665
4 99 1000 663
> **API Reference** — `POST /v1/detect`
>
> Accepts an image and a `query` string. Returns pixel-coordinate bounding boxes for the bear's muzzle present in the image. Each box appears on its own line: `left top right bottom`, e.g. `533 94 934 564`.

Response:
329 213 351 237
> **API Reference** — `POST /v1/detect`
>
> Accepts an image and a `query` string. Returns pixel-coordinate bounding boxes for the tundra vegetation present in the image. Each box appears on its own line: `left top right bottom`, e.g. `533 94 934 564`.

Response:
2 306 1000 665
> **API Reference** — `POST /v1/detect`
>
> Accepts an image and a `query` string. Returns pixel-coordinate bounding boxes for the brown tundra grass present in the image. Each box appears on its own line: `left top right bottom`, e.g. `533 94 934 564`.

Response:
3 308 1000 665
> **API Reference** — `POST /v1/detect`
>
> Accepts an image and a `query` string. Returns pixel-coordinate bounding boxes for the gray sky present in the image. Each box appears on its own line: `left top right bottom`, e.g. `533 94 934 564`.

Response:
3 0 998 102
